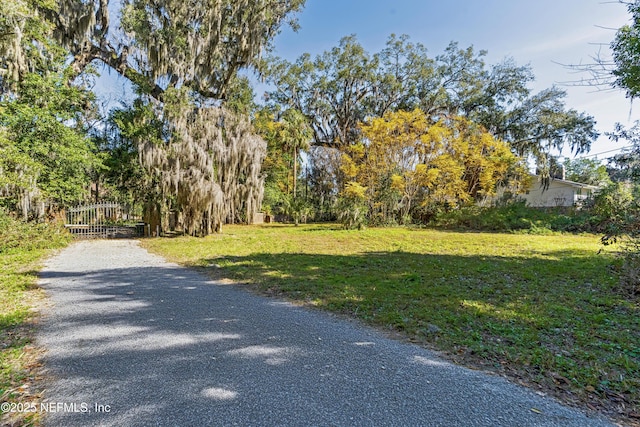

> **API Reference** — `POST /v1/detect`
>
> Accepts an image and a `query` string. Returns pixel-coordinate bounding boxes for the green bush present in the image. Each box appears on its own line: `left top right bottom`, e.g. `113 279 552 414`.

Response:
0 208 71 253
281 195 315 226
433 194 637 236
434 201 559 232
619 240 640 298
594 187 640 297
335 197 368 230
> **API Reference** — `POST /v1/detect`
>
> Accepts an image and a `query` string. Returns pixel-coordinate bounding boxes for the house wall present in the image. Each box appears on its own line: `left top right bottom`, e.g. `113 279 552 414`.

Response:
478 176 597 208
522 180 591 207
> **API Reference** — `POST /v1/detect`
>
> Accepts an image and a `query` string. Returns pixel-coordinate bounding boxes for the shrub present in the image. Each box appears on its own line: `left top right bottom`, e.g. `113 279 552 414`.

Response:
0 208 71 252
336 182 368 230
434 201 558 232
619 240 640 298
336 197 368 230
282 195 315 226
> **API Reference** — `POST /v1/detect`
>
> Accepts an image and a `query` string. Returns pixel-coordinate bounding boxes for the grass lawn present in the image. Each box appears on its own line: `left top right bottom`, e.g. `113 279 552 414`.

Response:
143 223 640 422
0 219 71 427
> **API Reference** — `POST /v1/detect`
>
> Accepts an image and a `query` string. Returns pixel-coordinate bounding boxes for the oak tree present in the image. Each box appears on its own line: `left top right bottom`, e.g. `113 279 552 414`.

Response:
28 0 305 235
266 35 598 182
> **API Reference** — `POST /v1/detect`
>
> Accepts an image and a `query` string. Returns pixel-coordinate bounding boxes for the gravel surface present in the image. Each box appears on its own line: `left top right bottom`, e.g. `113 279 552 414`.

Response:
36 239 615 427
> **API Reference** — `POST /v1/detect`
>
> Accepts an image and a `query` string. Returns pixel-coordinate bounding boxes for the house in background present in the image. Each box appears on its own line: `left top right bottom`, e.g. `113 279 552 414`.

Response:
521 175 599 208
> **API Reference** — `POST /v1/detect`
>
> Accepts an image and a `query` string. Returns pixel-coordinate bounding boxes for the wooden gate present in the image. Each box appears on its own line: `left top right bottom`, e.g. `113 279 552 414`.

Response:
65 202 145 239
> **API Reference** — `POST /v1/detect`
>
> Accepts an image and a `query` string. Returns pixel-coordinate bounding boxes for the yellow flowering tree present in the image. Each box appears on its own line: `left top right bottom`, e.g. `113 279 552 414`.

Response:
345 109 527 224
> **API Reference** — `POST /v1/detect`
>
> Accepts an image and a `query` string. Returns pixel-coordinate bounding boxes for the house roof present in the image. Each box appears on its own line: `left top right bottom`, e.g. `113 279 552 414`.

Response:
529 175 600 190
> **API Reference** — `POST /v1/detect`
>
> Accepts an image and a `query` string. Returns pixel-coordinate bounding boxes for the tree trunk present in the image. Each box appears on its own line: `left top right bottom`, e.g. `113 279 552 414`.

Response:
293 147 297 199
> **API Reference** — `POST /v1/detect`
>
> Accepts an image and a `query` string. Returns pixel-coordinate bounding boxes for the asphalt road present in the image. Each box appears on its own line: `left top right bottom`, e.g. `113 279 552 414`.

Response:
36 240 615 427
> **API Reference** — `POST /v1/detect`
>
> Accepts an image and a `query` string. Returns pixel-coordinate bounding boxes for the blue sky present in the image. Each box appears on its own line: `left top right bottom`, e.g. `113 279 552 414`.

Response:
263 0 634 160
99 0 633 160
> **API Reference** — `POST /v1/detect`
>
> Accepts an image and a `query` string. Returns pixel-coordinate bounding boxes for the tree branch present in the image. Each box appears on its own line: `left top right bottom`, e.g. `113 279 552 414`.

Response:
68 42 166 101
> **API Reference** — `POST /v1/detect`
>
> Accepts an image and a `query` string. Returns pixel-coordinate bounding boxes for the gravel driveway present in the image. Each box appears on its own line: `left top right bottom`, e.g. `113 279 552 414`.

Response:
36 239 614 427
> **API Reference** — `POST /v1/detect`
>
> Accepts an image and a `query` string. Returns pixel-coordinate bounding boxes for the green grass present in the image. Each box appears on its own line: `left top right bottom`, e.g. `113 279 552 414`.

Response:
143 223 639 421
0 214 71 426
